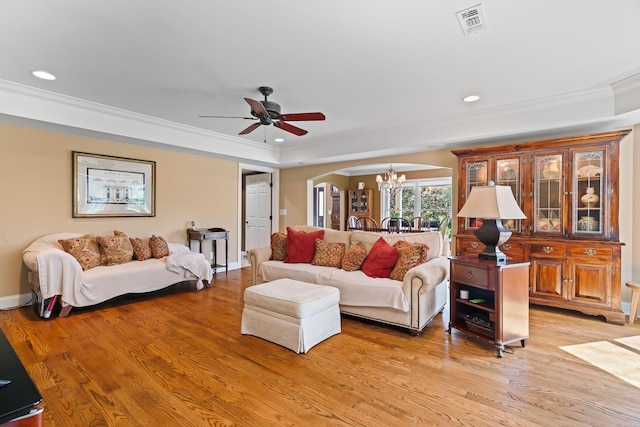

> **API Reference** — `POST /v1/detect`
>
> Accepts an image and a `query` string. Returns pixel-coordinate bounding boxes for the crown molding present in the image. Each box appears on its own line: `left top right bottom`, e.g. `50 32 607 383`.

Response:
0 79 280 165
612 72 640 115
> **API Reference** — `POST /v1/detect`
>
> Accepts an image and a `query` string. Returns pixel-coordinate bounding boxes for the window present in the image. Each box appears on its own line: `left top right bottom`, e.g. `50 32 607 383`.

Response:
381 178 452 236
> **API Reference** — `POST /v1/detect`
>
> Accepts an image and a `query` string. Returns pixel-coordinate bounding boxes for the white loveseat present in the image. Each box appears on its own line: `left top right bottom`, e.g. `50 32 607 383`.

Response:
23 232 213 317
248 226 449 334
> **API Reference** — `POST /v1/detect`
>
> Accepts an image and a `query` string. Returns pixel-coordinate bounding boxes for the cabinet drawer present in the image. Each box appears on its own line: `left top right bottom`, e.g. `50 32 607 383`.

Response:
500 242 526 262
451 263 492 289
529 243 568 258
568 246 613 260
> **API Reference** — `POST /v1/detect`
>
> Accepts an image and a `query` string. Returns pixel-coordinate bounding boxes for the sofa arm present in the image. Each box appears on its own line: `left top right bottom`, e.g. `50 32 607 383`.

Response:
247 246 272 285
23 243 84 300
402 256 449 296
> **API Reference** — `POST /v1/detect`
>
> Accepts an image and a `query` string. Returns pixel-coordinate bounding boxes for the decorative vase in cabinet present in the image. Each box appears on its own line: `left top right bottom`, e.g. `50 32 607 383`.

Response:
581 187 599 208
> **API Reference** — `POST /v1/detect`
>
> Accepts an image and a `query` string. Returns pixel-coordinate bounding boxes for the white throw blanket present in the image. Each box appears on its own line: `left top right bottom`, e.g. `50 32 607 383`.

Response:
165 251 213 290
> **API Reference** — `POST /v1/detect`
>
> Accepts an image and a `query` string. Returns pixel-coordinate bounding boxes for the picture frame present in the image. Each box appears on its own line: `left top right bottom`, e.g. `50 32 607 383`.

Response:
72 151 156 217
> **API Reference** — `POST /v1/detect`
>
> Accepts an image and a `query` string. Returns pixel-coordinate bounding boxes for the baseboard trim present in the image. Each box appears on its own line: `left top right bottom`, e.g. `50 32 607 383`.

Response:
0 292 32 310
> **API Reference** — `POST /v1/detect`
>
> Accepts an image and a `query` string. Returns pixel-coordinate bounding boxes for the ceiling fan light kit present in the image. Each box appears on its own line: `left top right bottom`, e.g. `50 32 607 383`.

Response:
200 86 325 138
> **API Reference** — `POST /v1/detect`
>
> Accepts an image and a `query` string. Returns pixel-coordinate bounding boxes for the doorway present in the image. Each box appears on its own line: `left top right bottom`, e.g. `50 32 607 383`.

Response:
244 172 272 253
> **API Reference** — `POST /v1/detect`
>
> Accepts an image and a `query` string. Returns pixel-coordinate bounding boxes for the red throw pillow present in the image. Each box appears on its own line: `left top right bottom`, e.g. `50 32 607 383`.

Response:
284 227 325 263
362 237 399 278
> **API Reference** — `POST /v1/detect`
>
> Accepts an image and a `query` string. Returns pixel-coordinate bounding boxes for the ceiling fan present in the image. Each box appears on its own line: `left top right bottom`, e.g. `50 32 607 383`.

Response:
199 86 326 136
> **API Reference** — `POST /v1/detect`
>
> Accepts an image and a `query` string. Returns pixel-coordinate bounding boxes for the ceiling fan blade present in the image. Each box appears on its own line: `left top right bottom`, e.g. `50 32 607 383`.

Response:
275 121 308 136
278 112 326 121
239 122 262 135
244 98 269 116
199 115 256 120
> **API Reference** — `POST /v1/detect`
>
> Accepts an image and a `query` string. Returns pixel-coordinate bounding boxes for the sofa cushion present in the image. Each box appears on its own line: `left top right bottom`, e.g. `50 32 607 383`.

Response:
58 234 102 271
97 232 134 266
350 231 442 261
311 239 345 268
149 235 170 258
341 242 367 272
260 260 336 284
389 243 427 281
130 237 152 261
269 232 288 261
361 237 399 278
293 226 351 247
317 269 409 311
284 227 325 263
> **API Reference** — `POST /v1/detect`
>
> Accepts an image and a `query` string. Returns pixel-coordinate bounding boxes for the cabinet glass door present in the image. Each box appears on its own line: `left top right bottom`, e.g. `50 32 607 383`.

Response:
573 150 604 235
359 190 368 212
465 161 488 229
350 191 359 212
495 157 520 231
534 154 563 233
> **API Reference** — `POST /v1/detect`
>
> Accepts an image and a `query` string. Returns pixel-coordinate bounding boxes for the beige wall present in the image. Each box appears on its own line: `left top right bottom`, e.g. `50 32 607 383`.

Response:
0 123 239 302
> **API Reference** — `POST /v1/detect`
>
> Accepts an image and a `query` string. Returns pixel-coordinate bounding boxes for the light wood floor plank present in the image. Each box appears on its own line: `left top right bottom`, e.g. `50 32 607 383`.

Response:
2 267 640 426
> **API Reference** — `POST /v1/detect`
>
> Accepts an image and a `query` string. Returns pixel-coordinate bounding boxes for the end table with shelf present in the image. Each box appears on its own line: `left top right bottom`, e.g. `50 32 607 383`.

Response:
447 256 530 357
187 228 229 275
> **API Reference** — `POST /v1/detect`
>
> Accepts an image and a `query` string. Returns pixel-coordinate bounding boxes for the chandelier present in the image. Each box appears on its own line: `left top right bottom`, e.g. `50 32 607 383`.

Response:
376 164 406 194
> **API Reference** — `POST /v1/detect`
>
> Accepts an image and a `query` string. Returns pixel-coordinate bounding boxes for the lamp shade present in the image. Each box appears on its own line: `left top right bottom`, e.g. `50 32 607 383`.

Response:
457 182 525 219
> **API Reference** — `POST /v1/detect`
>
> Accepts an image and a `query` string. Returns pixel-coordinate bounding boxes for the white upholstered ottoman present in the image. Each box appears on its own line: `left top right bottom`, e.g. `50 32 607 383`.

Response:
241 278 341 354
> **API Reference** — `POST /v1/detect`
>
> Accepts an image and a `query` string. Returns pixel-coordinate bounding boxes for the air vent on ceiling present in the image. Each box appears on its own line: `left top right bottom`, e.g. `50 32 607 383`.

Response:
456 3 488 36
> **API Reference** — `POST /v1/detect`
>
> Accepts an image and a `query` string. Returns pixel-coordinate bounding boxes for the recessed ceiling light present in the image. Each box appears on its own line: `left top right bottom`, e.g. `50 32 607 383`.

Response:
32 70 56 80
274 138 284 142
463 95 480 103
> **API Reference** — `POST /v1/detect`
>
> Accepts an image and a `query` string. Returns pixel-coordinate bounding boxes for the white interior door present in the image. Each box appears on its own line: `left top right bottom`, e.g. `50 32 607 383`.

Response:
245 173 272 251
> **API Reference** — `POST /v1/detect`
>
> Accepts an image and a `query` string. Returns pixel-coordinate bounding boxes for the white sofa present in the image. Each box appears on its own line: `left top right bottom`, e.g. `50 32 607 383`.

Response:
248 226 449 334
23 232 213 317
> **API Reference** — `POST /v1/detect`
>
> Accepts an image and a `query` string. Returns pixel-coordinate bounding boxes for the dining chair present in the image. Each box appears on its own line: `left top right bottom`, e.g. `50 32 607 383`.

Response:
438 215 450 237
358 217 379 232
410 216 423 231
347 215 361 230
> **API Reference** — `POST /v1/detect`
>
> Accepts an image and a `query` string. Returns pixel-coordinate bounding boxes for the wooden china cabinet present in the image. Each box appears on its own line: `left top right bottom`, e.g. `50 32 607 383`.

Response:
452 130 630 324
347 188 373 219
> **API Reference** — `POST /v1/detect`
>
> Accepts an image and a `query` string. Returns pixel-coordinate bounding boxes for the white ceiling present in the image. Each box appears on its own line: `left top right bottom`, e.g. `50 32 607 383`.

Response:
2 1 640 169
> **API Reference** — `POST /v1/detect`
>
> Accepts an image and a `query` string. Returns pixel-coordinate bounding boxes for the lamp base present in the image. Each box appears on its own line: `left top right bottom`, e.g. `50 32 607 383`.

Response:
474 219 511 265
478 250 507 264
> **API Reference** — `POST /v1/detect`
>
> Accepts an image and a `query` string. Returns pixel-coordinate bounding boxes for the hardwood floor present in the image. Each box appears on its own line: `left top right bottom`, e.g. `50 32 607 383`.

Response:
2 267 640 426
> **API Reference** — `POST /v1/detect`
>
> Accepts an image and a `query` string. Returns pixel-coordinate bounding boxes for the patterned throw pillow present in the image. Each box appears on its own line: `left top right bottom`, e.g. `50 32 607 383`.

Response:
284 227 325 263
342 242 367 272
311 239 345 268
361 237 399 278
149 235 170 258
389 243 427 281
269 232 288 261
129 237 152 261
97 232 134 266
58 234 102 271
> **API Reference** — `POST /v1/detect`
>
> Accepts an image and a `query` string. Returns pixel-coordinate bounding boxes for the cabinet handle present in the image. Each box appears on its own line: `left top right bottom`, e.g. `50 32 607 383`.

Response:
503 244 512 251
467 271 473 279
470 242 479 248
542 246 554 253
584 249 597 256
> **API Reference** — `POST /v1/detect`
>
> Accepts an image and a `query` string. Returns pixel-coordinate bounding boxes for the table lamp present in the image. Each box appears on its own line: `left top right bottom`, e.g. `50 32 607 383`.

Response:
457 181 526 264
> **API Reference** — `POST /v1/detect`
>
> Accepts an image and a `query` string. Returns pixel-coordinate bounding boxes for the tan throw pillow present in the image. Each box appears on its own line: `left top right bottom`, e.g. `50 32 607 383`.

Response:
389 243 427 281
269 232 287 261
311 239 345 268
341 242 367 272
58 234 101 271
129 237 152 261
97 234 134 266
149 235 170 258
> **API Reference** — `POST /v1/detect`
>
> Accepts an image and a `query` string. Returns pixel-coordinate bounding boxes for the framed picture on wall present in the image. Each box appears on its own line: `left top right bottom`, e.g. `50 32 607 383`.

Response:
72 151 156 217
